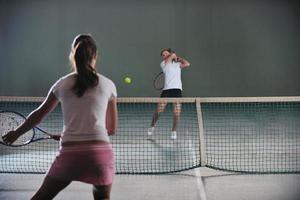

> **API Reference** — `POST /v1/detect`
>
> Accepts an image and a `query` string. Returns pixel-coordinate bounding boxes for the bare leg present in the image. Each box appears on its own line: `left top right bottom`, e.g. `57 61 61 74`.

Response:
150 102 167 127
31 176 71 200
172 102 181 132
93 184 112 200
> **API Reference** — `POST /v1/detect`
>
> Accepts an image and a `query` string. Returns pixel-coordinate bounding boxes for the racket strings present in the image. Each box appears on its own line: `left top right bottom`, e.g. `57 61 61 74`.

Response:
154 72 164 90
0 112 34 146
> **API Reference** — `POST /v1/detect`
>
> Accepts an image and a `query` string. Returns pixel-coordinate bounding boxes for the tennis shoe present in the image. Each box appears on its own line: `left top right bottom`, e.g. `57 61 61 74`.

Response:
171 131 177 140
148 127 155 136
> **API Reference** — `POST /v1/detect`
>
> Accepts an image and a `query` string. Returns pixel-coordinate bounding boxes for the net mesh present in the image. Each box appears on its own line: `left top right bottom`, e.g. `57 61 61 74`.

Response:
202 100 300 173
0 96 299 174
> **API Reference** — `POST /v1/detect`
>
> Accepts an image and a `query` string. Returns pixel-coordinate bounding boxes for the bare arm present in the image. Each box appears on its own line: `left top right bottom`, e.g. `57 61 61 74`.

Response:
2 92 59 144
106 97 118 135
177 56 190 68
164 53 177 64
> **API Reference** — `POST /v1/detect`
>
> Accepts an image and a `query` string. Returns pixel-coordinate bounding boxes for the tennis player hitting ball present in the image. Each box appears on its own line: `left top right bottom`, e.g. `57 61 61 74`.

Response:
2 34 118 200
148 48 190 139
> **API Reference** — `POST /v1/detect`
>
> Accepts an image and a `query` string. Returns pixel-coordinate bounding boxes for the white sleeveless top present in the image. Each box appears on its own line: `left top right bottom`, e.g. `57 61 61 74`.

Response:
50 72 117 143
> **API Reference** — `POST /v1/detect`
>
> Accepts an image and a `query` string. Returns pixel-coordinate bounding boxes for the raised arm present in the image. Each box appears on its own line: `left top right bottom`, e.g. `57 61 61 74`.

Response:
106 96 118 135
164 53 177 64
2 92 59 145
177 56 190 68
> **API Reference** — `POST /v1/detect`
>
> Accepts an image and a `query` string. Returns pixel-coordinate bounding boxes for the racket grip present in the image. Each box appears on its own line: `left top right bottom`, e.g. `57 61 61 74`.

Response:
51 135 61 141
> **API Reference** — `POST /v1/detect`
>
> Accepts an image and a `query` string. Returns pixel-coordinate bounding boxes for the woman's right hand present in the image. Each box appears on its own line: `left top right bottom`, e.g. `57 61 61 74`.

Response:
2 130 21 145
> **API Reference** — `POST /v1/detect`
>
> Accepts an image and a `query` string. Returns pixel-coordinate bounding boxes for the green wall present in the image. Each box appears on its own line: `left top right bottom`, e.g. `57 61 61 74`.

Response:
0 0 299 97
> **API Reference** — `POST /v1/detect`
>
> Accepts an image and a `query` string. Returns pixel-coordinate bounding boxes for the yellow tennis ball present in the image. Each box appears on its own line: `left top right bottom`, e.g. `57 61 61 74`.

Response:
124 76 132 84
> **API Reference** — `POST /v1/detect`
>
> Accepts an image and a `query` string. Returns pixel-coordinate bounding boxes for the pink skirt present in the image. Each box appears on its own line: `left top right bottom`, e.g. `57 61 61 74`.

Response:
47 143 115 186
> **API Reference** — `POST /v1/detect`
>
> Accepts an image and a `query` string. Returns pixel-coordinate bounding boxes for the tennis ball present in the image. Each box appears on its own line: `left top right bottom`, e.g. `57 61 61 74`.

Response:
124 76 132 84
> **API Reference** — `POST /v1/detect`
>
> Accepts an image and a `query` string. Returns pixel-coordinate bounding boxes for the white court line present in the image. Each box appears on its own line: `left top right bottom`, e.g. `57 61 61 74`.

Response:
187 130 207 200
194 167 207 200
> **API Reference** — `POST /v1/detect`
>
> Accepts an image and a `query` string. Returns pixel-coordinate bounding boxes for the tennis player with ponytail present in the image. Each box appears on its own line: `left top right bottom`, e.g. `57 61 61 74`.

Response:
2 34 118 200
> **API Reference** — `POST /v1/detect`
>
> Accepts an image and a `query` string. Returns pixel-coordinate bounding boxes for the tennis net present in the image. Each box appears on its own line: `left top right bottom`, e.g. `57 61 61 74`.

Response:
0 96 299 174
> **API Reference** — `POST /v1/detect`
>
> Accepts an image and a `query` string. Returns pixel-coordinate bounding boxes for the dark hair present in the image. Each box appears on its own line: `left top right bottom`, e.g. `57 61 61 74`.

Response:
160 48 172 56
70 34 99 97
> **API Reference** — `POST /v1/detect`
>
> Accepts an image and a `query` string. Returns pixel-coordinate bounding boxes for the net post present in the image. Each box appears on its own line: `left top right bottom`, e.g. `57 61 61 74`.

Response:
196 98 206 167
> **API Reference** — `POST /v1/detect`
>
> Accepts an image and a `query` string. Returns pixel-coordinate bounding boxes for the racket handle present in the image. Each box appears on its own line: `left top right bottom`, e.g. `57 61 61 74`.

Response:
50 135 61 141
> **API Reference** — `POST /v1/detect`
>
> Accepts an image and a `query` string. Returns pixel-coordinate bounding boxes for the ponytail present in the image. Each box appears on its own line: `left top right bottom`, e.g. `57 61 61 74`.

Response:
70 34 99 97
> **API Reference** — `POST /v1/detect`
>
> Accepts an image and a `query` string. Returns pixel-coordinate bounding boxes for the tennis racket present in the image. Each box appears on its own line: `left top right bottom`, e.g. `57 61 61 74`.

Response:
153 71 164 90
0 110 60 147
